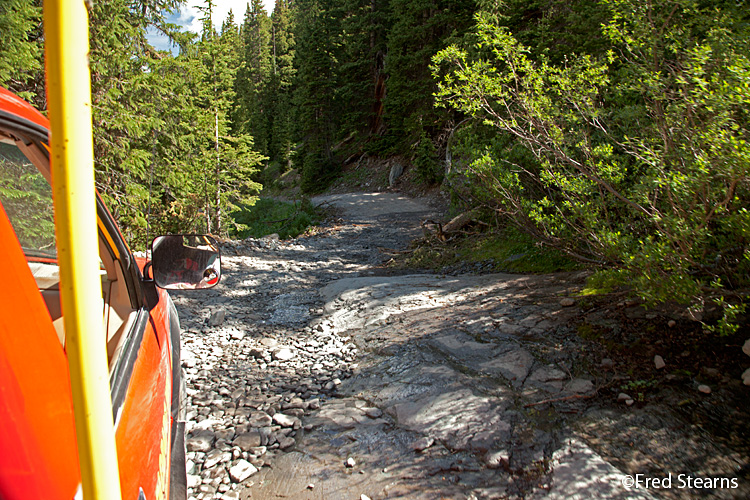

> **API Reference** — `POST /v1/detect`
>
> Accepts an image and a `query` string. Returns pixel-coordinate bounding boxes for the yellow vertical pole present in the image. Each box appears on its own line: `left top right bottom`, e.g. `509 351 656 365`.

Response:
43 1 122 499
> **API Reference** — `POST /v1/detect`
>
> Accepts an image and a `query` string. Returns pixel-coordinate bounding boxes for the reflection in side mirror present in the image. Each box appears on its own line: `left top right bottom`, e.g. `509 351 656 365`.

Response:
151 234 221 290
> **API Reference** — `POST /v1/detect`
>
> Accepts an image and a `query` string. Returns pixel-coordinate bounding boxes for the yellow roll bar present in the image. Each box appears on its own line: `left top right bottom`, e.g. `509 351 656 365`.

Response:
44 1 122 499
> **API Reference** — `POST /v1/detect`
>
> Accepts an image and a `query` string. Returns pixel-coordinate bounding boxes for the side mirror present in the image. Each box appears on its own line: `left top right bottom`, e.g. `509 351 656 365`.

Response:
150 234 221 290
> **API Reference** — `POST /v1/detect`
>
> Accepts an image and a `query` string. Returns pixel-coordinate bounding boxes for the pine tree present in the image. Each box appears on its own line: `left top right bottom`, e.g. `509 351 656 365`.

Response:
236 0 273 155
0 0 43 104
267 0 296 167
384 0 475 150
292 0 346 192
338 0 390 138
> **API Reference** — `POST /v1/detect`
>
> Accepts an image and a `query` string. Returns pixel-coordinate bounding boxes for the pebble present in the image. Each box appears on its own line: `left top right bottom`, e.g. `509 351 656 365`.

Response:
364 407 383 419
701 367 720 379
485 449 510 469
600 358 614 370
654 355 666 370
743 339 750 357
346 457 356 468
411 436 434 452
209 309 226 327
187 474 201 488
186 433 214 453
272 413 298 428
560 298 576 307
698 385 712 394
743 367 750 386
229 460 258 482
233 432 262 450
565 378 594 394
278 436 296 450
203 449 228 469
273 348 296 361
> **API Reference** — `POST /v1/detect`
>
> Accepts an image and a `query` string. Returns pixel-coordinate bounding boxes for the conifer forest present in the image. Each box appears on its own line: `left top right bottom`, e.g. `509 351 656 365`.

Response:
2 0 750 326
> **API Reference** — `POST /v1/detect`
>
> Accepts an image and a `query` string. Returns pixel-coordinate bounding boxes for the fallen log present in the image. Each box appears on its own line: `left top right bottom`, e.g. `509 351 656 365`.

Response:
421 210 484 241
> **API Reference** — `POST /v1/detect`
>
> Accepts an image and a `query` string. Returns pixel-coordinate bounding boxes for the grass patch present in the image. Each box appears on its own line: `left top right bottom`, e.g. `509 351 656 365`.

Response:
230 198 322 240
394 225 580 274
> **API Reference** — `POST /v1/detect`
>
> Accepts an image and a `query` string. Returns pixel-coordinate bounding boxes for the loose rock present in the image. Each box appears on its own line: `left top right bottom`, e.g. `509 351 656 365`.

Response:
278 436 296 450
186 433 214 453
233 432 262 451
272 413 298 428
411 436 434 452
364 407 383 419
209 309 226 327
273 348 296 361
229 460 258 483
654 355 666 370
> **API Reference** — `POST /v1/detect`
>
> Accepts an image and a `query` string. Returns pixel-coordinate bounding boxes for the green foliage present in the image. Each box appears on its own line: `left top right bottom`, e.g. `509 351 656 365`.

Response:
400 223 577 274
230 197 321 239
413 130 442 184
434 1 750 320
476 0 611 63
235 0 273 154
384 0 476 148
0 144 54 250
620 378 657 402
267 0 297 165
0 0 43 102
69 0 262 247
292 0 344 179
299 146 340 194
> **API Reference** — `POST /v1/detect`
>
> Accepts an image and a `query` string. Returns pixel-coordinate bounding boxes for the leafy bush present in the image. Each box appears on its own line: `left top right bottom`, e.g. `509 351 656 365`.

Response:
230 198 321 240
433 1 750 325
299 150 340 194
413 130 443 184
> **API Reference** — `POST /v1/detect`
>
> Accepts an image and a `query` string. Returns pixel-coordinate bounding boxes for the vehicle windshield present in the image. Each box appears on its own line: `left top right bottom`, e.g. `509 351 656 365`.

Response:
0 138 56 260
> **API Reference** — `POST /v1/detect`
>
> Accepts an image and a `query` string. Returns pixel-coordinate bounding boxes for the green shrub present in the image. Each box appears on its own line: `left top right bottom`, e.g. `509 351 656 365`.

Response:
434 3 750 328
299 151 340 194
230 198 321 240
413 130 443 184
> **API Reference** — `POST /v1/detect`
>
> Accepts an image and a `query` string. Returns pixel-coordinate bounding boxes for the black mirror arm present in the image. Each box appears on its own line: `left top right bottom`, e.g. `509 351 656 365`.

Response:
142 261 154 283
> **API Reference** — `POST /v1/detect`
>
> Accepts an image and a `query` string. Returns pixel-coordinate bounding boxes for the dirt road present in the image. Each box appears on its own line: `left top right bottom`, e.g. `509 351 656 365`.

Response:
172 192 747 500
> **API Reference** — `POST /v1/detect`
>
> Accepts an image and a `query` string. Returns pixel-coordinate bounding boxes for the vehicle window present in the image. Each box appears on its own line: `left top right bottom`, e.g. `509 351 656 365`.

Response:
0 139 56 261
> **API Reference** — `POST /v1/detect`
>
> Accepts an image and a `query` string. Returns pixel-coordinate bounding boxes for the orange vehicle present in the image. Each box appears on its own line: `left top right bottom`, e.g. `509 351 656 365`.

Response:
0 63 220 500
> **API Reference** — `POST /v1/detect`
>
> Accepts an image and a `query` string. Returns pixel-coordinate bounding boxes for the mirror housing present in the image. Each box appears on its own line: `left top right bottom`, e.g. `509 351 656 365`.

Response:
150 234 221 290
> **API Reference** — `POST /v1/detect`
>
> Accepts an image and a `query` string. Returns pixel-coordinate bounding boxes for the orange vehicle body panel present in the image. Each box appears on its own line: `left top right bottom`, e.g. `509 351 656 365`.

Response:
0 203 79 499
0 86 176 500
115 290 173 500
0 87 49 129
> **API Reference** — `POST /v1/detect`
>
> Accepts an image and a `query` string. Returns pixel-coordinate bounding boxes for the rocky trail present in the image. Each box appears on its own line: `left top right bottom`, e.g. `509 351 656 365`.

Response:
171 192 748 500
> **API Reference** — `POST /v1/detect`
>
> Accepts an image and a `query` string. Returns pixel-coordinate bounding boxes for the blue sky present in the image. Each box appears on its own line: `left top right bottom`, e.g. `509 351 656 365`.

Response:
147 0 276 52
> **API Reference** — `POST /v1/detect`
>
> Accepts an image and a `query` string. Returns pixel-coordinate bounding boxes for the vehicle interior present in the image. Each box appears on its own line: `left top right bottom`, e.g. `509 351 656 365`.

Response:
1 131 137 371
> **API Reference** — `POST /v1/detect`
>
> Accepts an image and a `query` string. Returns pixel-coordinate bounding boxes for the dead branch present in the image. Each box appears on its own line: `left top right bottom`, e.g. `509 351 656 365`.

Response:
523 394 593 408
